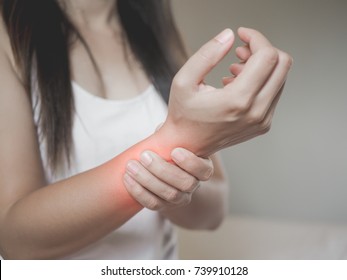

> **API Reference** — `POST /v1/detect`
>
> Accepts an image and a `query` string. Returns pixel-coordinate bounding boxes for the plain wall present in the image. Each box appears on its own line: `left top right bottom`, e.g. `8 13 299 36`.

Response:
172 0 347 224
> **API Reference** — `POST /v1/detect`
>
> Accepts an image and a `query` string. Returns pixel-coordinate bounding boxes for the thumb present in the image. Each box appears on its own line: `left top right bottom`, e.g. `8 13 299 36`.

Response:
173 29 235 90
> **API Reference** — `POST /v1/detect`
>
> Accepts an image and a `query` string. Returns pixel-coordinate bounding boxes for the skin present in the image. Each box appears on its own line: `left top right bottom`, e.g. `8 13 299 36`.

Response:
0 0 292 259
62 0 229 230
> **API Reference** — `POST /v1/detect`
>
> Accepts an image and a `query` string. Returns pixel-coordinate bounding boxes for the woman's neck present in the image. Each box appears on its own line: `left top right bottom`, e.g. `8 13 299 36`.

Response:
60 0 118 31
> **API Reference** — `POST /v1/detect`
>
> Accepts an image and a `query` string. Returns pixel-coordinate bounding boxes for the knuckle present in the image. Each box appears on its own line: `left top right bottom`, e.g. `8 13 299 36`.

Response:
131 185 144 198
279 51 293 70
230 96 252 114
198 44 219 66
247 110 265 125
146 198 161 211
172 74 187 91
261 47 279 66
154 162 166 175
142 175 154 188
202 165 214 181
198 49 213 64
182 177 198 192
259 120 272 134
166 189 180 202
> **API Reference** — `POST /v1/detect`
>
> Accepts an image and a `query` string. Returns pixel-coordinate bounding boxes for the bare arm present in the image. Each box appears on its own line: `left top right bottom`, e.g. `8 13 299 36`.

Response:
123 28 292 230
0 22 161 259
160 153 229 230
0 41 220 259
0 43 171 258
0 40 161 258
0 26 291 259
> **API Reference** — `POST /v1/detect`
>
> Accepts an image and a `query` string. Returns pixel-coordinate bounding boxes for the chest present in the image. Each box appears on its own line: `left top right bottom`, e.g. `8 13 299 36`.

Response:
69 30 150 101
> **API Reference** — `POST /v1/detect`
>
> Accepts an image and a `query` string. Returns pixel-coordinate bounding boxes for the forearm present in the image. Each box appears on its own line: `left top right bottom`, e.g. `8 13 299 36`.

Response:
161 177 229 230
0 131 174 259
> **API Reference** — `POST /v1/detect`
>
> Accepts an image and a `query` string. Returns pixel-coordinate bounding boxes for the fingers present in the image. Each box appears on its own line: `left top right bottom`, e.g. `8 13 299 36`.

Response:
140 151 200 192
123 173 166 210
238 27 272 53
173 29 235 91
123 149 214 211
236 45 251 62
262 83 285 127
171 148 214 181
123 150 205 210
125 158 193 204
222 76 235 86
248 50 293 123
229 63 245 76
227 45 250 79
220 29 291 139
226 28 279 97
252 83 284 134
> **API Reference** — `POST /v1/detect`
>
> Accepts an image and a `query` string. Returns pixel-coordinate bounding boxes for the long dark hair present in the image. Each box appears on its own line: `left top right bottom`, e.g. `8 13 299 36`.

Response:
0 0 187 169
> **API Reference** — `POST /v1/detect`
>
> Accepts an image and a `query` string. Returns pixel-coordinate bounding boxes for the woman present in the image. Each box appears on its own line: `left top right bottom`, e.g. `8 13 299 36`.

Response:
0 0 292 259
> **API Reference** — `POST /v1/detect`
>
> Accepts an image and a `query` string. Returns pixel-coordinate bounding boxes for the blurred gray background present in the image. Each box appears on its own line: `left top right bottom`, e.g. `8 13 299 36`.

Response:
172 0 347 226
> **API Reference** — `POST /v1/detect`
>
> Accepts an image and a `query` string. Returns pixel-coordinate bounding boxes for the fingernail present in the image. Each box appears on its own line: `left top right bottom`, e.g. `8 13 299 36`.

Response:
140 151 153 167
171 148 186 163
215 28 234 44
126 161 140 175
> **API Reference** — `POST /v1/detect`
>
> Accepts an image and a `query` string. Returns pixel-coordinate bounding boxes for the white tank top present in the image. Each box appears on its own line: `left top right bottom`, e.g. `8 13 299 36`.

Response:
33 82 178 259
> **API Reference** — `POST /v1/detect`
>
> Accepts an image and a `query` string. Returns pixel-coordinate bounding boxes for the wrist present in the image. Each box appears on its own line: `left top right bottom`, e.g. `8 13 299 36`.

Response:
154 120 213 158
